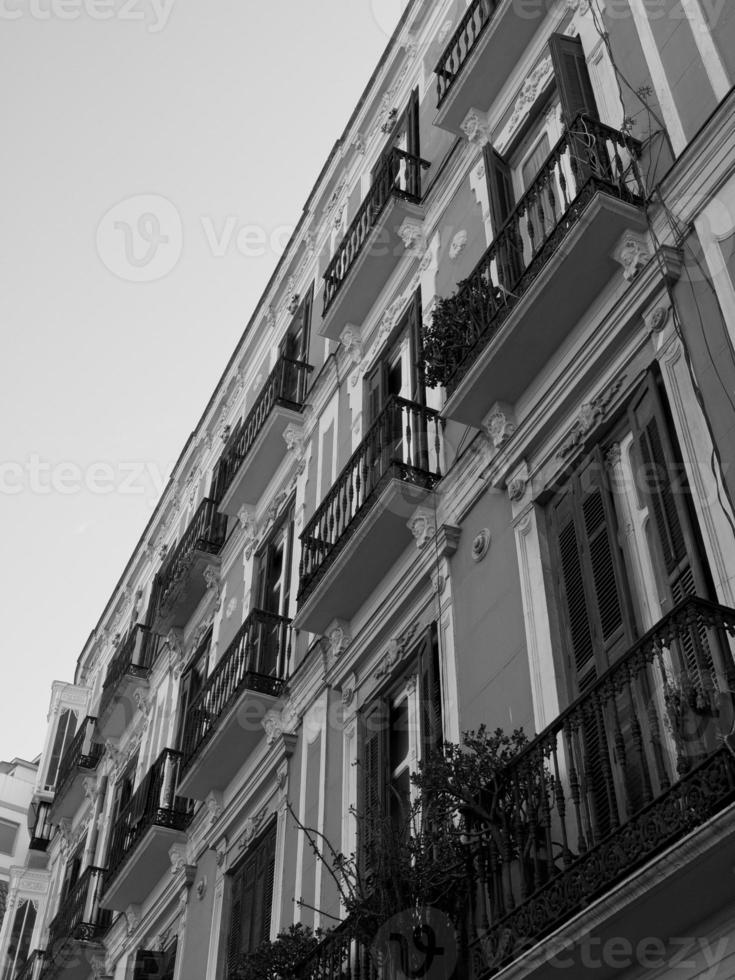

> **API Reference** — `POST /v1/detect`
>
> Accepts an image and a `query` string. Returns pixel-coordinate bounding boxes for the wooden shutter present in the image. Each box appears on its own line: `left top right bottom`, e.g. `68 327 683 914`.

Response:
227 823 277 970
484 144 515 233
46 709 77 789
418 624 443 758
548 33 599 125
483 145 522 288
551 450 635 693
365 360 386 426
361 701 388 880
628 374 716 690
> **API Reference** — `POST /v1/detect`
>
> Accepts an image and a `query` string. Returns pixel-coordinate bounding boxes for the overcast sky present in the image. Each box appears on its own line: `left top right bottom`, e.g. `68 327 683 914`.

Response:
0 0 408 761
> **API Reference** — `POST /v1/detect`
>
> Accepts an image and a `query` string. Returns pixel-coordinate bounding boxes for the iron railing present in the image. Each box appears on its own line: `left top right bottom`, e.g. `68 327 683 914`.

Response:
153 498 227 621
293 919 376 980
98 625 164 720
103 749 192 891
435 0 502 107
465 596 735 976
298 396 443 604
180 609 291 773
291 597 735 979
45 867 111 961
424 115 644 394
213 354 312 503
53 717 102 804
29 801 53 852
323 147 429 316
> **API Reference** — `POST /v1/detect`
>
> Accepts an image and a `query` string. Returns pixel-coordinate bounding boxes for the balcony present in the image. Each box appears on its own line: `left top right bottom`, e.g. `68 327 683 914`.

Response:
15 951 46 980
424 116 646 426
43 868 111 980
216 355 313 518
320 148 429 341
434 0 554 135
97 625 164 740
295 397 443 634
101 749 193 911
292 598 735 979
151 498 228 633
49 717 102 821
178 610 291 800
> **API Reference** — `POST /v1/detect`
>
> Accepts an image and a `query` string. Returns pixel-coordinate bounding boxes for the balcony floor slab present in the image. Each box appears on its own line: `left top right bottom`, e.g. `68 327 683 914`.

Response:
100 824 187 911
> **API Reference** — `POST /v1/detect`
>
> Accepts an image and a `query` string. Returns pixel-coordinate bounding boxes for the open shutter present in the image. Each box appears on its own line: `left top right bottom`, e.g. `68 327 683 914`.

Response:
365 361 386 426
628 374 716 696
418 624 443 758
407 288 425 404
226 865 244 975
227 824 277 970
548 33 599 125
361 701 388 882
483 145 522 289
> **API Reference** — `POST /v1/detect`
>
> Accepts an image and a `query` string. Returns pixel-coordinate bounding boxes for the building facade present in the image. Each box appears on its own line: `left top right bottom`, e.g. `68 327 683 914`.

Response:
3 0 735 977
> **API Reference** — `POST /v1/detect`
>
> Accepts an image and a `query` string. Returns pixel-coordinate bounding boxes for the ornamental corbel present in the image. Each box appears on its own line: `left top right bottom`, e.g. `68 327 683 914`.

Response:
483 402 517 450
283 423 306 473
460 108 492 145
327 619 351 660
340 324 363 366
203 564 222 608
397 218 426 255
407 507 436 550
205 791 223 826
262 709 284 746
612 230 651 282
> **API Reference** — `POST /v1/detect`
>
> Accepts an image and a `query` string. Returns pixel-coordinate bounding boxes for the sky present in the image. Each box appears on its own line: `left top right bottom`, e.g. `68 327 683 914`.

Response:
0 0 409 761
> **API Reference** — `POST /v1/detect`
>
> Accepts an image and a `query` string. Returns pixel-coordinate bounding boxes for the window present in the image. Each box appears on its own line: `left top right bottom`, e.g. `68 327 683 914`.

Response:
371 88 421 197
176 628 212 751
484 33 599 284
2 898 36 980
133 939 177 980
45 708 77 790
547 372 715 834
254 505 294 620
226 824 277 973
280 286 313 366
361 625 442 869
0 819 19 857
364 291 423 425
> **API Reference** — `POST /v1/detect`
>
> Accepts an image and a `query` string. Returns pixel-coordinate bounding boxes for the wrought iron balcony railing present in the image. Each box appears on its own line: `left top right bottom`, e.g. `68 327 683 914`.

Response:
180 609 291 773
29 801 53 852
153 497 228 617
14 949 45 980
465 595 735 977
103 748 193 891
292 597 735 980
423 115 644 394
322 147 429 317
53 717 102 803
297 396 443 605
213 354 312 503
45 867 111 960
435 0 501 107
98 625 164 720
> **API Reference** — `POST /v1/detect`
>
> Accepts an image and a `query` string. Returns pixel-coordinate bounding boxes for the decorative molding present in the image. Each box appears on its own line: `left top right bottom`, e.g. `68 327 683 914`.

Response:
169 844 188 876
460 108 492 145
407 507 436 550
238 807 268 851
205 791 223 826
340 324 363 365
374 620 421 681
327 619 352 660
203 564 222 608
196 876 208 901
613 231 651 282
397 218 425 255
508 476 528 503
498 56 554 149
472 529 492 563
448 230 468 260
647 304 671 333
483 402 517 449
215 837 228 868
262 709 284 746
283 423 307 473
556 376 626 458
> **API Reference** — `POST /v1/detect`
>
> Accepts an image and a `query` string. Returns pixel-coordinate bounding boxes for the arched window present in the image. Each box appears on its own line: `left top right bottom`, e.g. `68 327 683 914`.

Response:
45 708 77 790
2 897 36 980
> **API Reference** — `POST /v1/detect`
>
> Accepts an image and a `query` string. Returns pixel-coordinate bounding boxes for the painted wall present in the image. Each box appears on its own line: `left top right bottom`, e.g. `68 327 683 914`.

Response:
448 482 533 738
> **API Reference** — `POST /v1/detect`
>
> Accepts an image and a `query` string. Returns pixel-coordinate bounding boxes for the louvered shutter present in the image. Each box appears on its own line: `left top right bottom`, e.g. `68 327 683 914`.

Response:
227 824 277 971
361 702 388 882
483 144 522 289
418 624 443 758
226 871 243 976
628 374 716 695
551 452 635 838
548 33 599 125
